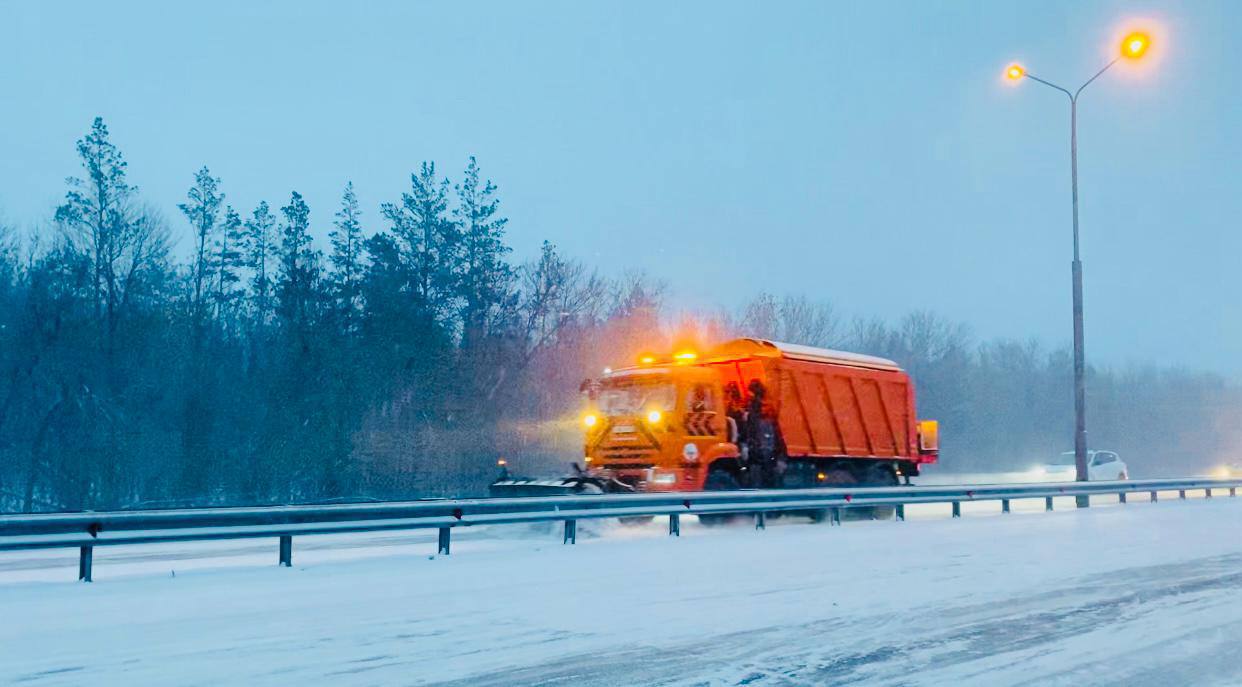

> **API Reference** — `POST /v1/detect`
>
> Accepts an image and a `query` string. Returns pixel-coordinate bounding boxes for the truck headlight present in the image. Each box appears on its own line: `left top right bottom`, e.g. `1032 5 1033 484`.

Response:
646 409 662 424
652 473 677 485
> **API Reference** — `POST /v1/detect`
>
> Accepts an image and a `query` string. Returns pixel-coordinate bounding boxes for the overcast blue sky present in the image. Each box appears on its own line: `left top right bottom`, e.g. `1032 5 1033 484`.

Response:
2 1 1239 374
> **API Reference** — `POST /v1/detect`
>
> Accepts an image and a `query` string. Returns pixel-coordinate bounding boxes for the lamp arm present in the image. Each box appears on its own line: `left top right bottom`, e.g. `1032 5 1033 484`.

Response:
1074 57 1120 100
1023 73 1073 101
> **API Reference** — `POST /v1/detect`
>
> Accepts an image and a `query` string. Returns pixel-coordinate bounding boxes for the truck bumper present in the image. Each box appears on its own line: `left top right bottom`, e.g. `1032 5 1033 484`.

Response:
587 466 702 492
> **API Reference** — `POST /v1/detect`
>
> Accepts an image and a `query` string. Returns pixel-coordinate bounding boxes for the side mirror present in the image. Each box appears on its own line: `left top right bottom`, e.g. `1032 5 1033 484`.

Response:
579 378 599 400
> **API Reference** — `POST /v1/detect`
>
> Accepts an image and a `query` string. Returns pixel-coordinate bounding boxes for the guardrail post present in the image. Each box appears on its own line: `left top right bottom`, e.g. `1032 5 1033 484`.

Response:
831 507 842 526
951 501 961 518
278 535 292 567
1178 489 1186 500
895 504 905 521
1118 491 1127 504
1205 488 1212 499
563 520 577 545
1045 496 1054 512
1001 499 1010 514
78 545 93 582
437 527 451 555
755 512 766 530
1231 487 1236 498
669 513 680 536
1150 491 1158 502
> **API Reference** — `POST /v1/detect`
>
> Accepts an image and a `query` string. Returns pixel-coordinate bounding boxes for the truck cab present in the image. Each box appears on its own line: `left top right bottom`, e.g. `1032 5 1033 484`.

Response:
583 362 738 492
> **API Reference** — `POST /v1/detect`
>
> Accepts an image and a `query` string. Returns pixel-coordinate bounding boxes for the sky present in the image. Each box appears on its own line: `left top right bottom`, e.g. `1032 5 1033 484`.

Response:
2 0 1239 375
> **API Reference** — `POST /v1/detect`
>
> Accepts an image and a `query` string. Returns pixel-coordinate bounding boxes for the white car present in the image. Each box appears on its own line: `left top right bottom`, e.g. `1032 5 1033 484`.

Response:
1212 462 1242 479
1035 450 1129 481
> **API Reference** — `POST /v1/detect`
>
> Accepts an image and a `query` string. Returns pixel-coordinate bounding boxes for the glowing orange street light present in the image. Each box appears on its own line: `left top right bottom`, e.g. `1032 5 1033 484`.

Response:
1003 27 1157 504
1121 31 1151 59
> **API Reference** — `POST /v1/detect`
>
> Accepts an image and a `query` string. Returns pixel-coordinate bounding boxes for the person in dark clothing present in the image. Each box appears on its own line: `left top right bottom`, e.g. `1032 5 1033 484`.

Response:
723 381 745 443
744 379 781 488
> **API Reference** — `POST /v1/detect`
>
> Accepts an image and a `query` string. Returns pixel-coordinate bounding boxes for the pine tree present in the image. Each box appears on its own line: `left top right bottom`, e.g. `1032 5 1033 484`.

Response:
276 191 319 333
379 162 460 322
244 201 276 327
54 117 162 348
178 166 224 337
213 206 245 325
329 182 365 333
454 156 513 344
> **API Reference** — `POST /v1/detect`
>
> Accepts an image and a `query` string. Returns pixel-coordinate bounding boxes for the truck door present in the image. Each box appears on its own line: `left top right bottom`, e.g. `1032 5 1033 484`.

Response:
683 381 720 438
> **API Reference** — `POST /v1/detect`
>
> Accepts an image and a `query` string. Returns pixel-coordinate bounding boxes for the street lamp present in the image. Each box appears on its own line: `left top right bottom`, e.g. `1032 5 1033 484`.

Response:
1007 30 1152 506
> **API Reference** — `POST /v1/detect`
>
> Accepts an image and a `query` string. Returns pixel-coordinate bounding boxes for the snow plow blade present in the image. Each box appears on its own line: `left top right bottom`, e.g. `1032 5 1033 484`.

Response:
488 473 635 498
488 479 595 498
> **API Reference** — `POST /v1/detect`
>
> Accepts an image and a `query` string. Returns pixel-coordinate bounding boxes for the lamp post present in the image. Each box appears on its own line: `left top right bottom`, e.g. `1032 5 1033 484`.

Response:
1006 31 1151 506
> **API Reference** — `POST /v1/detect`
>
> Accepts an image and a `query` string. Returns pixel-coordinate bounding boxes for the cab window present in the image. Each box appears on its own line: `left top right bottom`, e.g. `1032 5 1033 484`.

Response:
598 378 676 416
687 383 717 413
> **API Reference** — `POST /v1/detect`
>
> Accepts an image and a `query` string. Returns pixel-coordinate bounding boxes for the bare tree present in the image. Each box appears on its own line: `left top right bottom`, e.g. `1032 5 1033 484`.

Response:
519 241 606 360
738 292 841 346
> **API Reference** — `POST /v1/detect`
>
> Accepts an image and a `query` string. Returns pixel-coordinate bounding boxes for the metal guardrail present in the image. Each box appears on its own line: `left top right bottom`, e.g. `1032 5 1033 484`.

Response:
2 477 1239 582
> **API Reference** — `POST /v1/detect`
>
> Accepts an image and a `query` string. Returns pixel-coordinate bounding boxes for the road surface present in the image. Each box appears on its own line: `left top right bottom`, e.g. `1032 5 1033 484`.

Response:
1 494 1240 685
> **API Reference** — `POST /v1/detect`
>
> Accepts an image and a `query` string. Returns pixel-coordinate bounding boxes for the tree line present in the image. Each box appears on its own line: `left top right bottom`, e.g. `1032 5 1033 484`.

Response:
0 119 1235 512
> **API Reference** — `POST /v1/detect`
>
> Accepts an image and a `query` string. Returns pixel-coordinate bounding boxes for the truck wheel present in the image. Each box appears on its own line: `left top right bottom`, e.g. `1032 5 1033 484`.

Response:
860 464 899 520
810 467 857 523
698 470 741 526
618 516 655 526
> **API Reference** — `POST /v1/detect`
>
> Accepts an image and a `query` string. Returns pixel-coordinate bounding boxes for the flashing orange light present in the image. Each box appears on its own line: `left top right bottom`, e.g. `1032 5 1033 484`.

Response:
1121 31 1150 59
673 351 697 362
816 472 827 481
1005 63 1025 80
497 458 507 466
638 355 656 365
582 413 598 428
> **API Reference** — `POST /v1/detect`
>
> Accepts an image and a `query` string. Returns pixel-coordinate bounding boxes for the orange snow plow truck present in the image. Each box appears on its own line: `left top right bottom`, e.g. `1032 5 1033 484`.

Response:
491 338 938 498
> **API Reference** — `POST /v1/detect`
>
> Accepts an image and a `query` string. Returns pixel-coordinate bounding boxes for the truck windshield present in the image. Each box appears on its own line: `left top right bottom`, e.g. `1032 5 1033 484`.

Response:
598 378 676 416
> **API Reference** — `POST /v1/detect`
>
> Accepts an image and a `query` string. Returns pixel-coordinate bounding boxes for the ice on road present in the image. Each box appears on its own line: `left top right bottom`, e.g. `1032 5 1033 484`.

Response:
3 497 1242 686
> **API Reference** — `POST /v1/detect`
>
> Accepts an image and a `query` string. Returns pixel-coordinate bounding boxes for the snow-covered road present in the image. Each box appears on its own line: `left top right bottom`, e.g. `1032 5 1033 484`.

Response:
2 496 1241 686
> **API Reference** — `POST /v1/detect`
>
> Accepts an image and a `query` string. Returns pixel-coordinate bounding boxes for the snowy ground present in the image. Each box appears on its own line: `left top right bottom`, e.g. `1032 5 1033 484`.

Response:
3 490 1242 686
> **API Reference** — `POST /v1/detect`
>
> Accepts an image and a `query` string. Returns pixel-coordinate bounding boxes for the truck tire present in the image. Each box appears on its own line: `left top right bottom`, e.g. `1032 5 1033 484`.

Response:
859 464 899 520
810 467 857 523
698 469 741 526
618 516 656 526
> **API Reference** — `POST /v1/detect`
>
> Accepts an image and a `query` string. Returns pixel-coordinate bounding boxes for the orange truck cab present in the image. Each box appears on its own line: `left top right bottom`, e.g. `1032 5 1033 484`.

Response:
579 338 938 493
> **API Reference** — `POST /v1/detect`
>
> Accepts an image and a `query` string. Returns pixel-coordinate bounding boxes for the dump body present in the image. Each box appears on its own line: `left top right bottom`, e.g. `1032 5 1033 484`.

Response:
707 339 925 462
580 338 937 493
